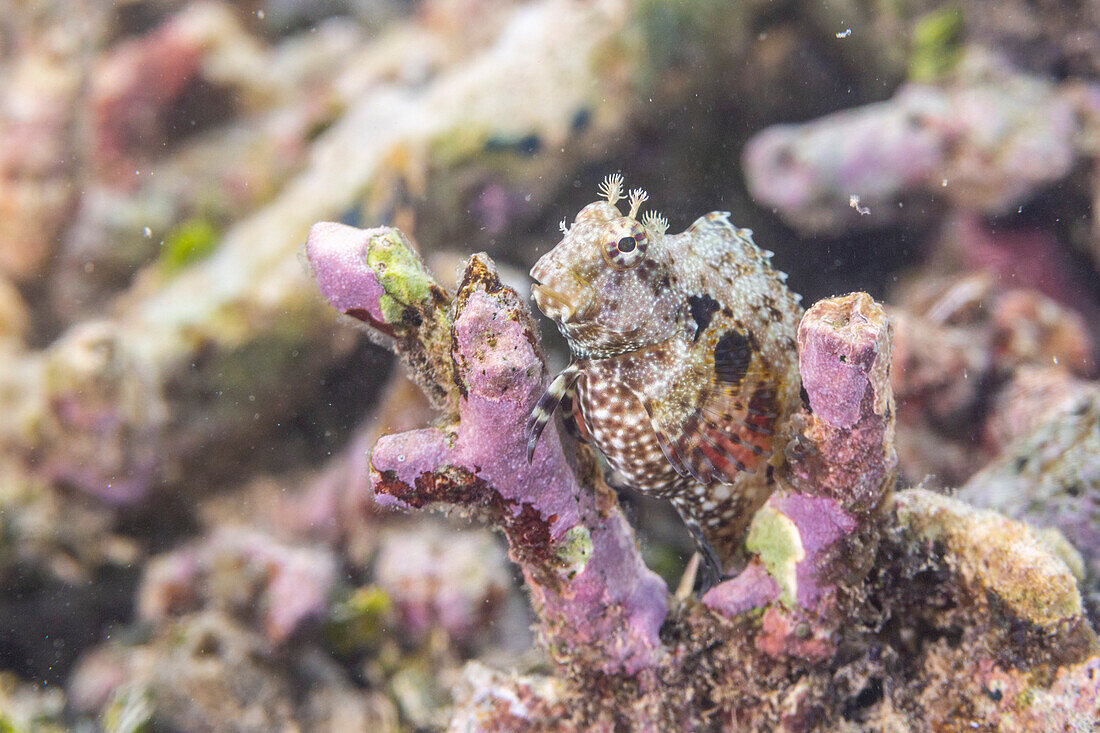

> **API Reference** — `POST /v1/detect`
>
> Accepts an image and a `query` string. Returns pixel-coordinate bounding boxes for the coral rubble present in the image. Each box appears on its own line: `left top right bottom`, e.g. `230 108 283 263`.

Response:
744 49 1098 234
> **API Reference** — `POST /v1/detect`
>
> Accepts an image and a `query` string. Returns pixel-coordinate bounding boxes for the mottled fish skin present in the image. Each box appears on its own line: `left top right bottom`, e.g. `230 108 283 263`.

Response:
527 175 803 575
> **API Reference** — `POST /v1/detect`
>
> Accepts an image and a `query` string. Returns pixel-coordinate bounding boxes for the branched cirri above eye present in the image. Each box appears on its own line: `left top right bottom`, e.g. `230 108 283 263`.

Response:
602 218 648 270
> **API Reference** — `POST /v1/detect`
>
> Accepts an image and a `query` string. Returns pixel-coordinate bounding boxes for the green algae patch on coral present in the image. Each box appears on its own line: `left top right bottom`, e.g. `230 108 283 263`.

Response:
554 525 594 580
325 585 394 655
427 124 493 168
909 7 964 82
365 230 434 324
894 489 1083 628
746 505 805 608
103 684 154 733
632 0 748 85
643 542 688 589
1032 527 1087 584
1014 687 1036 709
159 218 220 275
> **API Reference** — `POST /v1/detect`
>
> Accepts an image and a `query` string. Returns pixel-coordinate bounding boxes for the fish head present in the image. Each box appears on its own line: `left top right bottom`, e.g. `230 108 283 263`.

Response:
531 176 682 359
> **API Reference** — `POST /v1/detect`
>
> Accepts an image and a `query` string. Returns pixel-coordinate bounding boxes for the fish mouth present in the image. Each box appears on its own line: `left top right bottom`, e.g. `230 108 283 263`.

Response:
531 283 577 323
530 264 597 324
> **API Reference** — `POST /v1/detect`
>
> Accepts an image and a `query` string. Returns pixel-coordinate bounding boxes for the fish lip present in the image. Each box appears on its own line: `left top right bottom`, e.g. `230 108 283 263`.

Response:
531 283 577 322
530 263 598 323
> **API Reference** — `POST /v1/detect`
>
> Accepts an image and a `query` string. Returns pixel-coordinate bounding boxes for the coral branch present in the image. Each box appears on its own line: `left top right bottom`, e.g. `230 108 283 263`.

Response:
705 292 895 655
306 223 668 676
789 291 897 510
306 222 455 411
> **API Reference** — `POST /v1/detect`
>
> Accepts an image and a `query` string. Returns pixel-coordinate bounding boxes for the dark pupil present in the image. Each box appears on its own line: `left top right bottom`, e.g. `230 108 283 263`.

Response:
617 236 636 253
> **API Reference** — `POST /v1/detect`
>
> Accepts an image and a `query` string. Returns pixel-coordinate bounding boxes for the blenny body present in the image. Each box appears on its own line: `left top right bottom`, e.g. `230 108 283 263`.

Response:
526 175 803 576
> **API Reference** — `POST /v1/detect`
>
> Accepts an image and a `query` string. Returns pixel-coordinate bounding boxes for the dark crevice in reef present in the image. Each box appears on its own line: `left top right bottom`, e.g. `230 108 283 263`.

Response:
0 565 138 685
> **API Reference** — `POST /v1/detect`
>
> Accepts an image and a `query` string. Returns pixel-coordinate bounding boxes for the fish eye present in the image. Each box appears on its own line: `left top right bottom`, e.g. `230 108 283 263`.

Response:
601 218 648 270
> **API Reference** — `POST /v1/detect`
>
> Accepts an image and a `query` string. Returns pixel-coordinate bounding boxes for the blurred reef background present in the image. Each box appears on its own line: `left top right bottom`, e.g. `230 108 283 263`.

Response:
0 0 1098 730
